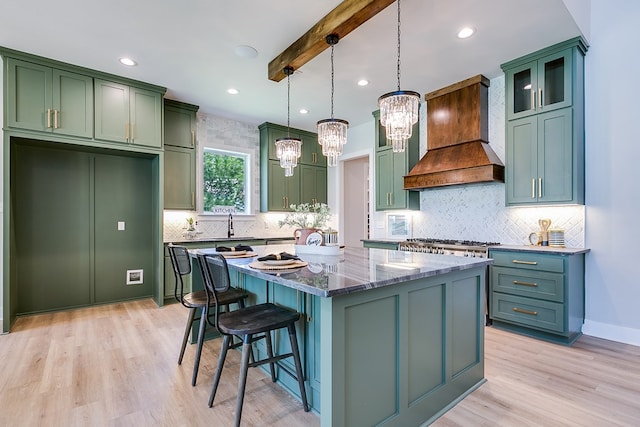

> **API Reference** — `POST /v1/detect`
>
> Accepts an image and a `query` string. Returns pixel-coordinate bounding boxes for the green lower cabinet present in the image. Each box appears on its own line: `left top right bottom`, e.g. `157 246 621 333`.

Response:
489 249 585 345
362 240 399 250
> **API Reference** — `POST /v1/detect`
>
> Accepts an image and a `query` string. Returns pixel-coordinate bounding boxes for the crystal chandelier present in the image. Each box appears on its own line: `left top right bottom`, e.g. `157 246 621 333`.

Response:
317 34 348 167
378 0 420 153
275 66 302 177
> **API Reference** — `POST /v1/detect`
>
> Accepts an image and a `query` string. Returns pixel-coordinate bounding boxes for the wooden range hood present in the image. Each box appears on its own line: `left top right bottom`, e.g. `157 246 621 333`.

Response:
403 75 504 190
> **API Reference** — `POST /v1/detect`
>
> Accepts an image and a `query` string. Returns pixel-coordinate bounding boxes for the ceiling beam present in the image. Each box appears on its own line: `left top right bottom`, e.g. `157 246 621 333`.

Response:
268 0 396 82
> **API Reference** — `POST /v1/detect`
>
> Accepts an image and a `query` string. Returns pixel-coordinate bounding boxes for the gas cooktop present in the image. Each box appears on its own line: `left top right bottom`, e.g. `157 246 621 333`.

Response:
405 238 501 247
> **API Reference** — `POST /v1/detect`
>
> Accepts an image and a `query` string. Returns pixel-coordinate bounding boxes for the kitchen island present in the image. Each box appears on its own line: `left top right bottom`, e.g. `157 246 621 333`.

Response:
190 244 492 426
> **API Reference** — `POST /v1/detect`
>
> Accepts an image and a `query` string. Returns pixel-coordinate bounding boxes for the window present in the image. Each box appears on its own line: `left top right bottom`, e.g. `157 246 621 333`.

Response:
202 148 250 214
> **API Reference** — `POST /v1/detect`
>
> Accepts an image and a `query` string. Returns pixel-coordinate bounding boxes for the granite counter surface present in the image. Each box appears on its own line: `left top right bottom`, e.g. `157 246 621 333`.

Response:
191 244 492 298
164 236 294 244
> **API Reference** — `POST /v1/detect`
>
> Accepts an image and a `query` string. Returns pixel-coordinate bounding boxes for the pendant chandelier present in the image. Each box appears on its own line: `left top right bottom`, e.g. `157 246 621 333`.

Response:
317 34 348 167
275 66 302 177
377 0 420 153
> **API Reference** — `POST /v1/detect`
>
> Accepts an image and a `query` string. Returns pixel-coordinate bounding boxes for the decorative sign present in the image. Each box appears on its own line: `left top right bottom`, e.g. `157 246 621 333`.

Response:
210 206 237 214
306 232 323 246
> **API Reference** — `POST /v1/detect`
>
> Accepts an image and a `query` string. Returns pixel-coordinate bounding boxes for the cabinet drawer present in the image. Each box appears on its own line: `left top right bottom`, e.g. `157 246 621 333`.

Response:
490 251 564 273
491 266 564 302
491 293 564 333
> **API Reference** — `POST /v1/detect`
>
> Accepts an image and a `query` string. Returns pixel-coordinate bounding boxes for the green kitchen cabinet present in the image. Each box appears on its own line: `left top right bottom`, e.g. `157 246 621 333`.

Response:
5 58 93 138
265 159 301 211
259 122 326 212
489 248 586 345
362 240 399 250
502 37 587 206
506 108 579 205
374 111 420 211
164 99 197 149
94 79 162 148
300 164 327 205
164 146 196 210
504 47 574 121
164 99 198 210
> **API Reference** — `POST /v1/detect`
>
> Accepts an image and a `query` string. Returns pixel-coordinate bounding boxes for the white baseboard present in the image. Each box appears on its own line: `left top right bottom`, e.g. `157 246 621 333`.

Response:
583 320 640 347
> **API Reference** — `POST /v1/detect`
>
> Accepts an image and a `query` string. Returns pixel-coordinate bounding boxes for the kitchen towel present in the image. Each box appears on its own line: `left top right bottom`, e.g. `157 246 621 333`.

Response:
217 244 253 252
257 252 300 262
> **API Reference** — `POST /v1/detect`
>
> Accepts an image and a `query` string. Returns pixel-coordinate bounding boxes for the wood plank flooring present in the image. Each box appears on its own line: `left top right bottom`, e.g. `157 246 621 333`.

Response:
0 299 638 426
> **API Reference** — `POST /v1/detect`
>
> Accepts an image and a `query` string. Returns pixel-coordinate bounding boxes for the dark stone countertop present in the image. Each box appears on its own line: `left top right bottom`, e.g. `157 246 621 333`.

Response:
164 236 294 245
191 244 492 298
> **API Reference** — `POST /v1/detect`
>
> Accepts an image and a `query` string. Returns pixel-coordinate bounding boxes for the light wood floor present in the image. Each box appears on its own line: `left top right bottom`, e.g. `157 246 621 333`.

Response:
1 299 638 426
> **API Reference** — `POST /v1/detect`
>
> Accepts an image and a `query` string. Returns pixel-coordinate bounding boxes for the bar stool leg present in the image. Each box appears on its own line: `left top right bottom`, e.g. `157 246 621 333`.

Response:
179 307 196 365
288 324 310 412
234 334 253 427
264 331 277 382
209 334 232 408
192 305 208 386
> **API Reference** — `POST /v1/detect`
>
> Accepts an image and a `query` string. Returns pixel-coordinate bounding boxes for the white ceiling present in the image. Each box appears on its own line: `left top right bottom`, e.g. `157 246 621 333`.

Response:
1 0 584 132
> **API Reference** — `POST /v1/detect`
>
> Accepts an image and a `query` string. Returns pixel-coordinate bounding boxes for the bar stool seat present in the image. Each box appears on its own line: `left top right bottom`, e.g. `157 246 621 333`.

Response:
199 253 310 427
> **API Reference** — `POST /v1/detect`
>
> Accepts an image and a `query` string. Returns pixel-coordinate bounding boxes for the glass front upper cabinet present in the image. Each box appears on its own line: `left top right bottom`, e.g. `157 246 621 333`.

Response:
506 48 572 120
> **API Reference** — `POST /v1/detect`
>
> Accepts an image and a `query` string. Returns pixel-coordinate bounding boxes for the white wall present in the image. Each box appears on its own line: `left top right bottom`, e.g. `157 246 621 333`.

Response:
582 0 640 345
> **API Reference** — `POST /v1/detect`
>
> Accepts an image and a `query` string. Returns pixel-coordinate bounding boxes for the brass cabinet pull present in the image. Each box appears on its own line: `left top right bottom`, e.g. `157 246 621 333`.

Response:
125 123 130 140
312 152 316 163
513 307 538 316
513 280 538 287
512 260 538 265
530 89 535 111
532 178 536 198
282 196 286 209
53 109 59 129
538 178 542 198
191 130 195 147
46 108 52 128
539 88 543 108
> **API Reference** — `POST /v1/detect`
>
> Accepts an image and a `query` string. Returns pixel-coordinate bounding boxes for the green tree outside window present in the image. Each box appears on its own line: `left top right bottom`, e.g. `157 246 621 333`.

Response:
203 148 247 213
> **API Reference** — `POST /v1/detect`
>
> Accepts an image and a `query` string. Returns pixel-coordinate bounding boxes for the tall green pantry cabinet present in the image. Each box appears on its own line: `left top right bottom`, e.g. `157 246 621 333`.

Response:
2 47 166 332
502 37 588 206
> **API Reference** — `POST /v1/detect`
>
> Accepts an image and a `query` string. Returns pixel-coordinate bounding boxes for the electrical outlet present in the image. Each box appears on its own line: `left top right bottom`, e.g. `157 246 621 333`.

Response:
126 269 143 285
118 221 125 231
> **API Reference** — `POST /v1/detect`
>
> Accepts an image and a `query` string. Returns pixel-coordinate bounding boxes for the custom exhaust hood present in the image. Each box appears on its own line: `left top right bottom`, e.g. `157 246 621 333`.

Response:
403 75 504 190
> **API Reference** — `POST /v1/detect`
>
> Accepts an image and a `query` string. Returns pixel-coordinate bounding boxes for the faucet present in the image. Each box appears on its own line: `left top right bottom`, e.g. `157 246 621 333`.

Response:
227 213 234 238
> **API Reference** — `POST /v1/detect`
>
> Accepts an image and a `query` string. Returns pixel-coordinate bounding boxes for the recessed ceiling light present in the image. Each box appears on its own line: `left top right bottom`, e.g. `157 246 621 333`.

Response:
299 109 308 114
119 57 137 66
227 88 239 95
234 45 258 59
357 79 369 86
457 27 476 39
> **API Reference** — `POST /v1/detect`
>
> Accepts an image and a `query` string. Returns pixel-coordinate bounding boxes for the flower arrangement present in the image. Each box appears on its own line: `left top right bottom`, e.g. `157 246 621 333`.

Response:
278 203 331 229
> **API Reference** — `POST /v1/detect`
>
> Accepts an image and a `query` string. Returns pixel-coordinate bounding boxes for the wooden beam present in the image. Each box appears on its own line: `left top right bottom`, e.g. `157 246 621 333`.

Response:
268 0 396 82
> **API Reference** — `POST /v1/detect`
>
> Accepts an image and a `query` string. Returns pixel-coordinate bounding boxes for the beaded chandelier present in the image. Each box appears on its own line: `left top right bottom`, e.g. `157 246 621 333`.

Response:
275 66 302 177
317 34 348 167
378 0 420 153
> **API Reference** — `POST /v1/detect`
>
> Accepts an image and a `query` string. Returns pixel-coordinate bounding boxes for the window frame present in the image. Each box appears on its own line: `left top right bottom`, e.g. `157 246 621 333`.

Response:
199 146 252 216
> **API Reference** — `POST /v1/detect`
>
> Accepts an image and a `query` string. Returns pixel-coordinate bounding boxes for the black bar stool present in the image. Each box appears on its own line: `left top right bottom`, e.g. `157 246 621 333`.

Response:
198 253 310 427
167 244 248 386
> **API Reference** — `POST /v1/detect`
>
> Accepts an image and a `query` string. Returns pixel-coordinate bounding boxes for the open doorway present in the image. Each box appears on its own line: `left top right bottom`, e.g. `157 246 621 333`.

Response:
342 156 369 247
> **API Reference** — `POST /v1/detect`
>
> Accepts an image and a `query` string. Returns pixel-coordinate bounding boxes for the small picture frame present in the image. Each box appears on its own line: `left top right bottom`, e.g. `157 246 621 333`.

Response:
126 269 144 285
387 214 411 239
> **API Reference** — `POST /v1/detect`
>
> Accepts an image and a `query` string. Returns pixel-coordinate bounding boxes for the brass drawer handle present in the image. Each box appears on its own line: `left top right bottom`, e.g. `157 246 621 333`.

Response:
513 260 537 265
47 108 52 128
513 280 538 287
513 307 538 316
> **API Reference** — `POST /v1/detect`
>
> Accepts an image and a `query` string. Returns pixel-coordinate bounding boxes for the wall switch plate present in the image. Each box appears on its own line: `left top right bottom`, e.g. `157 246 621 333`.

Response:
117 221 125 231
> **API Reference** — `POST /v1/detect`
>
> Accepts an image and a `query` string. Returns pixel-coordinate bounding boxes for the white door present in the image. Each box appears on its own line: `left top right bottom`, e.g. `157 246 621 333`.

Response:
342 156 369 247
